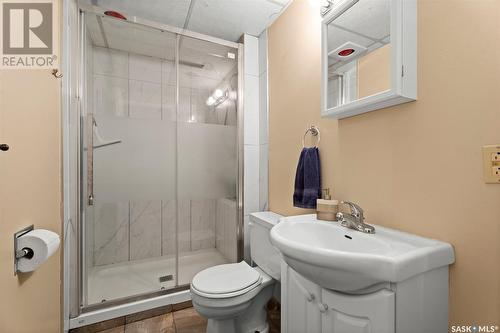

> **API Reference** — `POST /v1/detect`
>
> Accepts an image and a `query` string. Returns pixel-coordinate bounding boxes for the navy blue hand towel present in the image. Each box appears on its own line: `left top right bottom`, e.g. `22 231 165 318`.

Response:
293 147 321 209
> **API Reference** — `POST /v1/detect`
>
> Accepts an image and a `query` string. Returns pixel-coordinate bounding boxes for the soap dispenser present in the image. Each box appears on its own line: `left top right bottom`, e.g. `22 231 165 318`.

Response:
316 188 339 221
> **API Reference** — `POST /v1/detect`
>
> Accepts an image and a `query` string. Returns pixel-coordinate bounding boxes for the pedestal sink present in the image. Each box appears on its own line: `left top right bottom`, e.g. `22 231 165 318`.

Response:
270 214 454 292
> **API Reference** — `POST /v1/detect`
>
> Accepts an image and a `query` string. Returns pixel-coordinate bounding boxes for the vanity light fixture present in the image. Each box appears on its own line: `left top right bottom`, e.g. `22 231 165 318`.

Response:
214 89 224 98
206 89 229 107
206 96 216 106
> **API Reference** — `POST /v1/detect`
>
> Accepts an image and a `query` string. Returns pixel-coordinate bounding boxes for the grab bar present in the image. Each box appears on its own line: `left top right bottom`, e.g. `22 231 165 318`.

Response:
87 114 94 206
92 140 122 149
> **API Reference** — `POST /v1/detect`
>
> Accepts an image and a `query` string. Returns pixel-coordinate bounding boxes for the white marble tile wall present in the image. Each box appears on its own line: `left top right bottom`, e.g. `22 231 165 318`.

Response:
93 198 219 266
243 34 260 212
129 53 162 83
93 47 129 118
244 144 260 216
93 47 128 78
177 199 192 253
161 60 176 121
129 80 162 119
93 201 130 266
177 87 212 123
191 199 216 251
161 200 176 256
243 62 260 144
259 142 269 211
93 46 217 124
259 30 269 212
242 33 270 262
94 75 128 117
216 198 237 262
90 45 240 267
129 201 162 261
215 203 224 255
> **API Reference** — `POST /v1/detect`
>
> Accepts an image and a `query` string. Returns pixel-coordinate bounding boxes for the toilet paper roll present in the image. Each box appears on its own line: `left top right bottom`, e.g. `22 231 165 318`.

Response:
17 229 60 273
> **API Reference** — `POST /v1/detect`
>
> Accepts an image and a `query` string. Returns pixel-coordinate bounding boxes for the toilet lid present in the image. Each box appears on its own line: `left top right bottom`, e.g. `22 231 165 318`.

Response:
191 261 261 296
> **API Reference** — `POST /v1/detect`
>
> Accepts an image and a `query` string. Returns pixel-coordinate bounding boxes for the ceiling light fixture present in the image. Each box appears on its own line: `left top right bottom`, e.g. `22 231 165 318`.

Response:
338 48 355 57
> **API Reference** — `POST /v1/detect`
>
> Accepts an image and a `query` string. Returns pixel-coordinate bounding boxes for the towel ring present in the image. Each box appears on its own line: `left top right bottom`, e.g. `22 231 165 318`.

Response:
302 126 320 148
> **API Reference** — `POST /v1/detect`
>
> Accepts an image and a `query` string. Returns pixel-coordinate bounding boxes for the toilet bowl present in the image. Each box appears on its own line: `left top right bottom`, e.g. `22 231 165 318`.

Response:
190 211 282 333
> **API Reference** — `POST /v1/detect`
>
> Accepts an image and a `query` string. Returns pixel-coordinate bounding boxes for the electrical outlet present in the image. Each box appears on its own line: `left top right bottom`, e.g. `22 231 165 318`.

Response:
482 145 500 183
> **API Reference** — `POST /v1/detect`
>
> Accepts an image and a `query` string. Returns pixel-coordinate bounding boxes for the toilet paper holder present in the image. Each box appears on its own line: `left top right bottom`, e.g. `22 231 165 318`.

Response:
14 225 34 275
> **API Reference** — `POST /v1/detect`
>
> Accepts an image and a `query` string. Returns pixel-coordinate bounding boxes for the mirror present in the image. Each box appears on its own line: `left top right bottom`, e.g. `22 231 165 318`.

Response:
321 0 416 119
326 0 391 108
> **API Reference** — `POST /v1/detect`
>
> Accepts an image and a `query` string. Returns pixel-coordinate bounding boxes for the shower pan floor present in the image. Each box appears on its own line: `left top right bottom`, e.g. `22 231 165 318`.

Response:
87 248 229 305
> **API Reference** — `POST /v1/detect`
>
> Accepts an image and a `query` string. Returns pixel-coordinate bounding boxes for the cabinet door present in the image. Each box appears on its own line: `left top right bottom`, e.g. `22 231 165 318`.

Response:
321 288 395 333
282 263 322 333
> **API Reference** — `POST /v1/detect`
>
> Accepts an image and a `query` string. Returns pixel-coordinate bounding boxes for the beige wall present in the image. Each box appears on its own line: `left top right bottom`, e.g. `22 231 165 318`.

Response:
357 44 391 99
268 0 500 325
0 2 62 332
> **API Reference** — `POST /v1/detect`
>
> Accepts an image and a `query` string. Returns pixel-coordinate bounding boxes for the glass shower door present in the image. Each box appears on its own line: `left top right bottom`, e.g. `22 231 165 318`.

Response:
176 36 239 286
82 12 179 306
79 9 241 310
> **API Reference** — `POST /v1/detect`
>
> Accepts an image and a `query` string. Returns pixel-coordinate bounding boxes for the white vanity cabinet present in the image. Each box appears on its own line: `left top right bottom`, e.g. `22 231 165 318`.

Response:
281 262 322 333
272 215 454 333
282 263 393 333
281 262 449 333
321 288 394 333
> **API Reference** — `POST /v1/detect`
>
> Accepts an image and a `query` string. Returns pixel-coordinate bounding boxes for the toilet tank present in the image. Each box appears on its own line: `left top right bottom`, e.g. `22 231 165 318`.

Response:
249 211 283 281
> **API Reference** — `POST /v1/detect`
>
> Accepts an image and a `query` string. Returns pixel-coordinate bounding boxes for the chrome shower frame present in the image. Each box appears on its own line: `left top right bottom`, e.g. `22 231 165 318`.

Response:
63 3 245 326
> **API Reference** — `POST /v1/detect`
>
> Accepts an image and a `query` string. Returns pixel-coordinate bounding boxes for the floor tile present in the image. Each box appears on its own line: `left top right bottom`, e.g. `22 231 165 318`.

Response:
125 313 175 333
172 300 192 311
173 307 207 333
126 305 173 324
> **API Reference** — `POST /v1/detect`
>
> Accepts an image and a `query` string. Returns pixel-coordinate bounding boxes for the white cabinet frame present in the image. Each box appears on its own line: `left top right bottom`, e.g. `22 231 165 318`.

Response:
321 0 417 119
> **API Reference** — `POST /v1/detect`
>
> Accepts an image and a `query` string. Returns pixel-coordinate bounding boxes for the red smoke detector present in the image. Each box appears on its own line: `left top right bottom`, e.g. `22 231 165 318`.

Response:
338 48 355 57
104 11 127 20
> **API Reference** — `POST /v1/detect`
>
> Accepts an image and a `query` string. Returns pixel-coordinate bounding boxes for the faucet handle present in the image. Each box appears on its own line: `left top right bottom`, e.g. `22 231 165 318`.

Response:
341 201 364 220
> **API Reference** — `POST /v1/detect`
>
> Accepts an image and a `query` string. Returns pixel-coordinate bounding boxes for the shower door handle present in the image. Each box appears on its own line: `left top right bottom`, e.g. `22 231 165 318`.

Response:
87 114 94 206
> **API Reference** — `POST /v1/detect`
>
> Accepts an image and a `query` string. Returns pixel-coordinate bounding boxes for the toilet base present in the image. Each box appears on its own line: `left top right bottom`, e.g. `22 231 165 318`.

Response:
206 319 269 333
199 283 274 333
206 318 236 333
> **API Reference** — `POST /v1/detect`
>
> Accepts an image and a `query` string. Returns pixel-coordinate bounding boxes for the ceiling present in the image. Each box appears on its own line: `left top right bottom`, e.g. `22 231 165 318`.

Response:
82 0 292 42
327 0 390 66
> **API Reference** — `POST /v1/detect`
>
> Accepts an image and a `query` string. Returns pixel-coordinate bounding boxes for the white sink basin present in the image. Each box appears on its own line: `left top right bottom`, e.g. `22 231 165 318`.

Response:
270 214 454 292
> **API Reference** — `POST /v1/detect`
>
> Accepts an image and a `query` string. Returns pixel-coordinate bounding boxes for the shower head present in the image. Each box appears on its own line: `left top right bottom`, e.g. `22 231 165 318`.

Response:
180 60 205 69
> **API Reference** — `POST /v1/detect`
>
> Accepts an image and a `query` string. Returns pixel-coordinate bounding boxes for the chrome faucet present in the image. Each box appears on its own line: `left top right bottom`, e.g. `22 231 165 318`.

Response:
336 201 375 234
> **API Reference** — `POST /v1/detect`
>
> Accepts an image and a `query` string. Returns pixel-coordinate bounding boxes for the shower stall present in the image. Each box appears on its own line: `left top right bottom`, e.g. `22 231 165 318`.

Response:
67 5 243 317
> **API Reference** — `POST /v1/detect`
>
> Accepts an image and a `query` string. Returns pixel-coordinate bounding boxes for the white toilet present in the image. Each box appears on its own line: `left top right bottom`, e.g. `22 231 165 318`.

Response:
190 212 282 333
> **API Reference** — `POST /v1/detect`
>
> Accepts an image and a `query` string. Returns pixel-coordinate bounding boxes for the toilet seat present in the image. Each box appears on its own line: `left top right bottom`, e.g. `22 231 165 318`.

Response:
191 262 263 299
